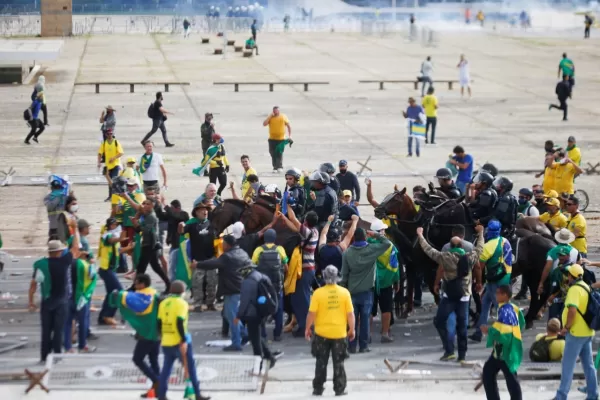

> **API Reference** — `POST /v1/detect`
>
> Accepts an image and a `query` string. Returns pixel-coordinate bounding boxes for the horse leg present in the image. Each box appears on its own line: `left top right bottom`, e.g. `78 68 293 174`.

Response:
524 272 544 330
394 274 405 319
403 264 415 318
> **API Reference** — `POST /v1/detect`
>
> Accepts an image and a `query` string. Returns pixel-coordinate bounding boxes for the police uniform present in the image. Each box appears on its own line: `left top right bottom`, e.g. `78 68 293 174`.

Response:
436 183 462 199
493 192 518 236
470 188 498 224
328 176 341 197
309 186 339 225
287 183 306 217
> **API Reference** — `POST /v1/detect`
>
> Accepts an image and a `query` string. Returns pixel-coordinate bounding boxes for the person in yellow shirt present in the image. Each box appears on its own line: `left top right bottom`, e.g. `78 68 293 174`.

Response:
263 106 291 173
240 155 257 200
422 87 438 144
119 156 142 187
539 198 568 230
532 318 565 362
157 281 210 400
541 153 557 194
551 152 583 196
97 128 124 201
565 196 587 257
566 136 581 166
201 133 229 196
554 264 597 400
306 265 355 396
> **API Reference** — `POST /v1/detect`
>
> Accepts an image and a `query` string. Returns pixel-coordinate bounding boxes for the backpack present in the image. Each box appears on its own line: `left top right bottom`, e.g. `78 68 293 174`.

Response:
443 255 470 301
575 283 600 330
24 107 32 121
529 336 556 362
253 272 278 318
147 103 156 119
256 245 283 291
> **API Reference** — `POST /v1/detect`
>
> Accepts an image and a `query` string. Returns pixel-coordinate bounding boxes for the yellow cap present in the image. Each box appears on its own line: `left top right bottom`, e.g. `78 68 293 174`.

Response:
567 264 584 278
126 156 136 164
544 190 559 199
342 190 352 198
545 198 560 207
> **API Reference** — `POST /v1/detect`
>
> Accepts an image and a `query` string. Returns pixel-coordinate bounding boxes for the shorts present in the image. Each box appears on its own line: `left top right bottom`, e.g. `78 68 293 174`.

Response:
460 77 470 87
122 226 137 247
371 286 394 316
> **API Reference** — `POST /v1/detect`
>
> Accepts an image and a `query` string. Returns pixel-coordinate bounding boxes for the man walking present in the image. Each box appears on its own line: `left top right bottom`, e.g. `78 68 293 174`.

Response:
336 160 361 204
457 54 471 98
306 265 355 396
97 128 124 201
402 97 424 158
557 53 575 89
549 74 572 121
139 141 168 194
417 224 484 362
341 228 392 353
422 87 438 144
553 264 597 400
25 92 45 144
419 56 433 97
263 106 291 173
99 105 116 141
200 113 214 176
142 92 174 147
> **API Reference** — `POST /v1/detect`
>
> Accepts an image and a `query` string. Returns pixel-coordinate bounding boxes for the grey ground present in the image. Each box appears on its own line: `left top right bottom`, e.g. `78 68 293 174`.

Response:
1 15 600 398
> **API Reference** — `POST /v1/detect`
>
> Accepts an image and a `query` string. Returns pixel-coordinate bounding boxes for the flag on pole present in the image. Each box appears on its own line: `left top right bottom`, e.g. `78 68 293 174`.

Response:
192 144 219 177
410 122 426 140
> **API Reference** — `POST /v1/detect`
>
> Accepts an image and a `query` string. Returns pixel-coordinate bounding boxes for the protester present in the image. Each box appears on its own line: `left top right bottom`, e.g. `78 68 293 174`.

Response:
110 274 161 398
553 264 597 400
306 265 355 396
45 178 70 239
336 160 360 203
138 141 168 194
552 151 583 196
419 56 433 97
537 229 579 295
202 133 229 196
341 227 392 353
33 75 48 126
142 91 174 147
56 195 79 245
240 155 257 200
530 318 564 362
157 281 210 400
422 87 438 144
566 136 581 166
339 190 359 221
232 220 274 258
163 199 189 277
457 54 471 98
448 146 474 195
195 183 223 210
195 235 251 350
538 198 568 230
418 224 484 361
100 105 116 140
402 97 424 157
25 92 45 145
546 246 575 321
557 53 575 89
263 106 291 173
245 36 259 55
481 285 525 400
517 188 539 217
97 128 124 201
200 113 215 176
470 220 513 343
549 74 572 121
565 196 587 258
29 233 80 363
319 215 358 271
97 217 125 326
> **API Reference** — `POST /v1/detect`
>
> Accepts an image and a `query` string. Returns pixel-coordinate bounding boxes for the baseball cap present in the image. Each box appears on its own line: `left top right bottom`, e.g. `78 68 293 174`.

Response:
339 160 348 167
264 229 277 243
545 198 560 207
342 190 352 197
126 156 136 164
544 190 559 199
231 222 245 239
568 136 576 142
567 264 584 278
126 178 138 186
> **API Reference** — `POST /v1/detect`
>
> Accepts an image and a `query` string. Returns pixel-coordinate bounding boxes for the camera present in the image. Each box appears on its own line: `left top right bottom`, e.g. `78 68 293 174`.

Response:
111 176 127 195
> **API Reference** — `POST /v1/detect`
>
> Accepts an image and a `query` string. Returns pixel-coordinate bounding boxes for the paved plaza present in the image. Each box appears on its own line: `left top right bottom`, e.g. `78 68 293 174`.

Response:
1 16 600 397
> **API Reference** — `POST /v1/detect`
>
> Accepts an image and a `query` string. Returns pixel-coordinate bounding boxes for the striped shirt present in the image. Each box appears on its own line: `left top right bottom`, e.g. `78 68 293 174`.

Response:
300 225 319 270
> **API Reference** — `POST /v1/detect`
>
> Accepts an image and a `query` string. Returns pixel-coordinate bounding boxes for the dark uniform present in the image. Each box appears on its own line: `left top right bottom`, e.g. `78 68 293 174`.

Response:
468 171 498 224
492 176 518 237
434 168 461 199
284 169 306 217
307 171 338 225
320 163 340 197
436 183 461 199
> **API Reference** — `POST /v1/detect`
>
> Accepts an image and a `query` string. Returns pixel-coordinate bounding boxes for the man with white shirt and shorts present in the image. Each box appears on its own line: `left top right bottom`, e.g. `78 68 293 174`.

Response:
457 54 471 98
138 141 168 194
420 56 433 97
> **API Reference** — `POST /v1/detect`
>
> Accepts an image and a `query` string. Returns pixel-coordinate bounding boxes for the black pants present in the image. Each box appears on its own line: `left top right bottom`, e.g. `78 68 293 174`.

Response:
136 247 170 290
585 26 590 38
268 139 284 170
425 116 437 143
132 338 160 384
106 166 121 197
312 335 348 394
209 167 227 195
40 301 67 362
246 319 272 360
41 103 48 125
142 118 170 144
550 98 568 120
482 356 522 400
25 119 45 142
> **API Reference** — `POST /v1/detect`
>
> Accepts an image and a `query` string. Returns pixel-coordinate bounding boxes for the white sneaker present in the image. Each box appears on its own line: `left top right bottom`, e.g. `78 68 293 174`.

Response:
273 169 278 173
277 168 284 173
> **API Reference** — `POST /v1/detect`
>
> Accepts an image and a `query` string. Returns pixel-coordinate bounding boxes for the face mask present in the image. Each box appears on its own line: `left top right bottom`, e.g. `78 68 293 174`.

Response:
69 205 79 213
518 198 528 205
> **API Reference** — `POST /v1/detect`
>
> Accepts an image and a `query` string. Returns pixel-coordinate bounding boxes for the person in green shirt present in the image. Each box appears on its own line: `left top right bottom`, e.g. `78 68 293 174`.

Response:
558 53 575 89
245 36 258 55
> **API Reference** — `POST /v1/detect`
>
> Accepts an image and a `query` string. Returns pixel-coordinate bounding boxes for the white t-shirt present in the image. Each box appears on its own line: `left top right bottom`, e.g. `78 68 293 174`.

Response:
421 61 433 78
547 248 579 270
458 60 470 80
139 152 164 181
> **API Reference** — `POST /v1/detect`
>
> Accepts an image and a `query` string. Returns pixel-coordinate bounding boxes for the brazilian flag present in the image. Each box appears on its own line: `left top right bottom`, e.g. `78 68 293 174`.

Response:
486 302 525 373
109 288 159 341
175 239 193 289
192 144 219 177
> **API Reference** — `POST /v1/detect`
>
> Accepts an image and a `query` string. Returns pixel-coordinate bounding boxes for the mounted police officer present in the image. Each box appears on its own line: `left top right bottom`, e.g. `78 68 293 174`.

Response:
468 171 497 224
307 171 338 227
492 176 518 237
284 169 306 218
319 163 341 197
434 167 461 199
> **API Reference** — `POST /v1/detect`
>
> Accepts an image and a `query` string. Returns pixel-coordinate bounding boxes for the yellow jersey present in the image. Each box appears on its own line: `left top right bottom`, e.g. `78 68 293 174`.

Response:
539 211 568 230
552 162 577 195
309 284 354 339
252 243 289 264
422 95 438 118
158 295 189 346
542 166 556 194
241 167 257 201
268 114 289 141
99 139 124 170
567 146 581 166
534 334 564 361
567 212 587 254
563 282 594 337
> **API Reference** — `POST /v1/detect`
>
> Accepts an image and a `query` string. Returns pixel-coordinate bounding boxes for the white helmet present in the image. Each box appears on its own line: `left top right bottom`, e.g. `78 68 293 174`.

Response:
370 218 387 232
264 183 278 193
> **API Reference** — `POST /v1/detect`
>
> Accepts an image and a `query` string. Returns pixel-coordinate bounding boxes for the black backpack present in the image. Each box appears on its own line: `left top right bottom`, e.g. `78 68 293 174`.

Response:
443 255 470 301
253 271 278 318
24 107 33 121
256 245 283 292
529 336 557 362
147 103 156 119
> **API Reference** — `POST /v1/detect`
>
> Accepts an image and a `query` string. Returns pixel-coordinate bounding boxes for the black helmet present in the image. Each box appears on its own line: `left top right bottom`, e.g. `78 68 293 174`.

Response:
284 169 300 180
481 163 499 177
319 162 335 175
518 188 533 197
472 171 494 187
435 167 452 180
493 176 513 194
309 170 330 185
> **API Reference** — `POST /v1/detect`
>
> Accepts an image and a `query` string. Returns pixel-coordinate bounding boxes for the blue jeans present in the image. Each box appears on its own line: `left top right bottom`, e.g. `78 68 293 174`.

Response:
292 269 315 331
64 301 90 351
350 290 374 351
548 301 564 321
98 268 122 322
261 291 284 339
474 282 499 337
434 297 469 358
456 180 469 195
158 343 201 399
407 130 421 156
133 338 160 384
223 294 246 348
555 334 598 400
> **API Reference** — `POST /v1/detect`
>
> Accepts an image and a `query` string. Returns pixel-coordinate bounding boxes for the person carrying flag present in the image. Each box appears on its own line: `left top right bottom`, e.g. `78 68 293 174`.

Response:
480 285 525 400
110 274 161 399
193 134 228 194
402 97 424 157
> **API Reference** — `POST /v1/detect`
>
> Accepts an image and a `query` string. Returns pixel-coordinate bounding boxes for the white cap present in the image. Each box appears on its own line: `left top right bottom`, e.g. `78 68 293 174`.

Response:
370 218 387 232
264 183 278 193
232 222 245 239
